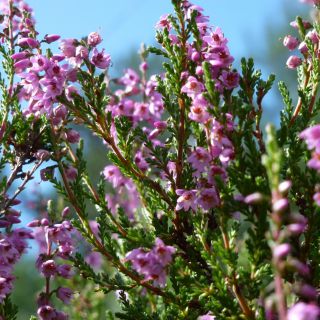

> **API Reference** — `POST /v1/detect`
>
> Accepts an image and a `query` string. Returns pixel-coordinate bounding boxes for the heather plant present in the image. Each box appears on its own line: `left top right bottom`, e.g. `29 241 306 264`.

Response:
1 0 320 319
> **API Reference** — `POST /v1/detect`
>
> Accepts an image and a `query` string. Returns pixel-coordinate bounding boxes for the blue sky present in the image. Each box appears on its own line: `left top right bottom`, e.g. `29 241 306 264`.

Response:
27 0 306 68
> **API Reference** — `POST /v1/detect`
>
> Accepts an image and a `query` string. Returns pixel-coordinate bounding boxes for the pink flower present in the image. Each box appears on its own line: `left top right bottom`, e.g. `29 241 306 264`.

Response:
287 302 320 320
272 198 289 212
17 37 39 48
37 305 56 320
155 14 171 30
197 188 220 211
219 70 239 90
175 189 197 211
39 77 64 100
306 29 319 44
283 35 299 50
273 243 291 260
189 101 210 123
125 238 175 287
14 58 31 72
35 149 50 161
134 151 148 172
65 166 78 181
103 165 126 188
66 129 80 144
11 51 29 60
40 260 57 277
188 147 211 176
56 287 73 304
57 264 73 279
59 39 76 58
90 48 111 69
244 192 264 204
70 45 89 66
286 55 302 69
300 125 320 152
207 47 234 68
133 102 150 121
197 313 216 320
181 76 204 98
44 34 60 43
87 31 102 46
290 19 312 30
31 55 49 72
153 238 176 265
313 192 320 206
203 27 228 47
85 252 102 269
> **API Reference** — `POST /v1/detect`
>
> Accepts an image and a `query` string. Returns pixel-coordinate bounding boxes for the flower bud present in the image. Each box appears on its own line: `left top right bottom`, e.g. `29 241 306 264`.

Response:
278 180 292 194
11 51 29 60
191 51 200 61
286 55 302 69
306 30 319 44
66 130 80 144
61 207 70 218
37 305 56 319
298 41 308 55
288 223 306 235
44 34 61 43
41 218 49 226
14 58 31 72
295 283 318 300
289 259 310 277
27 220 41 227
87 32 102 46
244 192 264 204
17 37 39 48
0 220 11 228
40 260 57 277
272 198 288 212
139 61 148 72
196 67 203 76
313 192 320 206
65 167 77 181
283 35 299 50
35 149 50 161
273 243 291 260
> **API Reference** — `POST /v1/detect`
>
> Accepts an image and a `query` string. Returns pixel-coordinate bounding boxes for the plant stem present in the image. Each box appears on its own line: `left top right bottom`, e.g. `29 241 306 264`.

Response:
221 227 255 320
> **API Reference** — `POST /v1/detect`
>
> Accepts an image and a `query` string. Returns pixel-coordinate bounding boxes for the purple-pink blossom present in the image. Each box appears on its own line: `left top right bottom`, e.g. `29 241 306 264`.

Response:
286 55 302 69
287 302 320 320
125 238 175 287
90 48 111 69
176 189 197 211
87 31 102 46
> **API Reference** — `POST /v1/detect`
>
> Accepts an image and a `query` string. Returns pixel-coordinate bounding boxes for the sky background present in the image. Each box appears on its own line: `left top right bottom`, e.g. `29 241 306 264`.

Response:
26 0 308 71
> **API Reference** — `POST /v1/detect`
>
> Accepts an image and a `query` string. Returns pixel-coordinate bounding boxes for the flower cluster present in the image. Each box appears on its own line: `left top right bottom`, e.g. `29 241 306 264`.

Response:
266 180 319 318
11 15 111 119
157 3 239 94
103 165 140 221
28 205 74 319
283 15 319 69
125 238 176 287
300 124 320 205
176 115 234 212
0 223 33 302
0 0 34 36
